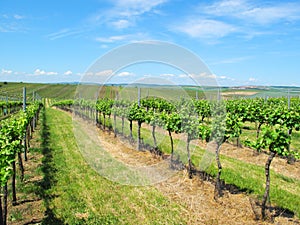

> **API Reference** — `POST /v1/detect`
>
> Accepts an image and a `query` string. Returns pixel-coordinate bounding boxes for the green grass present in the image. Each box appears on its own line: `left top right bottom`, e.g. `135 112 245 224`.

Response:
9 210 23 222
0 82 77 100
41 107 187 224
107 115 300 217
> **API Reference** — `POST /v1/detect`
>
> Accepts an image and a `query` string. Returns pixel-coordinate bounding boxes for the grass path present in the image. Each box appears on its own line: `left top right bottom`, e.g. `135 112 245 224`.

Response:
43 107 300 224
42 107 186 224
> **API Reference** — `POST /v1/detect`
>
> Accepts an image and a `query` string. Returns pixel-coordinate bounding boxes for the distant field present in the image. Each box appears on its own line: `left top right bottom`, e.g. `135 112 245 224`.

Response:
1 81 299 101
0 82 77 100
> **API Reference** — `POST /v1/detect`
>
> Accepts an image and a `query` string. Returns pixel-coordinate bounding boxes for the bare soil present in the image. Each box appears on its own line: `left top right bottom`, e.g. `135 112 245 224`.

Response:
7 125 46 225
222 91 258 96
93 124 300 225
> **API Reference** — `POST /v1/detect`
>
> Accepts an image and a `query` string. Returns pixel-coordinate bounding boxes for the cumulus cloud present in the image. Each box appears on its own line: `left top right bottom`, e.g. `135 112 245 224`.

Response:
1 69 13 75
117 71 134 77
34 69 58 76
34 69 46 75
64 70 73 75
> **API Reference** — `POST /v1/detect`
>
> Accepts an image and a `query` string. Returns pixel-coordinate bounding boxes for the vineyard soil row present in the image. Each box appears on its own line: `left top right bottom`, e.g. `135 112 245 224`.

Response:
92 124 299 224
60 107 300 224
6 105 299 224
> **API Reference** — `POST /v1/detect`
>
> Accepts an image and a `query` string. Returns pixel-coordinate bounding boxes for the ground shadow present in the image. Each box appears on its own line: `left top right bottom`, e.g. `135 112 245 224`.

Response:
34 108 64 225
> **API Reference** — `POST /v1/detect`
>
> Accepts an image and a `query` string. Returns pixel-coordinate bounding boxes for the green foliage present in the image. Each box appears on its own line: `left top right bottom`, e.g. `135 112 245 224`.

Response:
53 96 300 158
127 103 146 123
0 102 42 187
246 124 291 156
160 111 181 133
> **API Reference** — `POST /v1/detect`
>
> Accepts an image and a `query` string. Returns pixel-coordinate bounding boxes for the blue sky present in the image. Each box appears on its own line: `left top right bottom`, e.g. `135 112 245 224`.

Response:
1 0 300 86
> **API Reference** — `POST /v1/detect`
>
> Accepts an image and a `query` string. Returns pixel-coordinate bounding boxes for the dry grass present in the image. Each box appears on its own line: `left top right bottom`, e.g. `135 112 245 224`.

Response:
80 117 299 224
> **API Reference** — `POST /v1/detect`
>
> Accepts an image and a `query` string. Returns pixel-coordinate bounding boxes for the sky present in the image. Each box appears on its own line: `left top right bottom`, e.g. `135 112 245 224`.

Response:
1 0 300 86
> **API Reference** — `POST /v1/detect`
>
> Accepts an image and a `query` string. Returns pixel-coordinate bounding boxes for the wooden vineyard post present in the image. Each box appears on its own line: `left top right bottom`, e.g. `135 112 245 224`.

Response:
23 87 28 161
137 87 141 150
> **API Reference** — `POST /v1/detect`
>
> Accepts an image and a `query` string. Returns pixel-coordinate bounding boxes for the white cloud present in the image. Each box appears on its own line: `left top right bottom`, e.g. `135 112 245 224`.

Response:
0 14 27 33
210 56 252 65
64 70 73 75
1 14 25 20
173 0 300 41
218 75 236 81
96 33 149 43
96 35 130 43
240 4 300 25
47 28 70 40
179 74 188 78
95 70 113 76
0 22 23 33
160 73 175 77
174 19 237 39
249 77 258 82
1 69 13 75
47 29 84 40
88 0 167 32
111 0 167 17
205 0 249 16
47 71 58 75
47 0 166 40
111 19 131 29
34 69 46 75
190 72 217 79
13 14 24 20
204 0 300 25
34 69 58 76
117 71 134 77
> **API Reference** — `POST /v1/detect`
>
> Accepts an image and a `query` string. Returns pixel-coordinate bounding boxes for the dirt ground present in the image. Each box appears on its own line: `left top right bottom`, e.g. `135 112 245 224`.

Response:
221 91 258 97
93 125 300 225
7 125 46 225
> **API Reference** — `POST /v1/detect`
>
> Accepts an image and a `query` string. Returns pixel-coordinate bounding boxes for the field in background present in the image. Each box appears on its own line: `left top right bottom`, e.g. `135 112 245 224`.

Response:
1 81 300 101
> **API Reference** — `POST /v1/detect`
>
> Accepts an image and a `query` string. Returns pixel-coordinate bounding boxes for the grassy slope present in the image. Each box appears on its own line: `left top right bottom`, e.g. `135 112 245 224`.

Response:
42 107 186 224
2 82 300 100
0 82 77 100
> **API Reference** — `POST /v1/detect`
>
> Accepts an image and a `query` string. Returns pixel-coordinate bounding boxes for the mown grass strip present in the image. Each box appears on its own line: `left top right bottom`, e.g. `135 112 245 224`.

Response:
109 116 300 217
43 108 186 225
